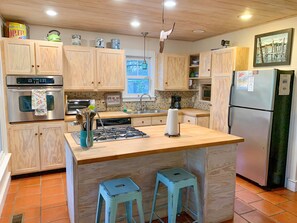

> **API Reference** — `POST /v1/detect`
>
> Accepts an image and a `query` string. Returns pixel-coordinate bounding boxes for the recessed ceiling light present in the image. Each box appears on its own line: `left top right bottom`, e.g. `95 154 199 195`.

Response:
164 0 176 8
130 20 140 28
46 10 58 17
193 29 205 33
239 14 253 21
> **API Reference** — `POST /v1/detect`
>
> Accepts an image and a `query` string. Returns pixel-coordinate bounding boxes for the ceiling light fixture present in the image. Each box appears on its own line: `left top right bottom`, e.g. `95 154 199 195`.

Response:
193 29 205 33
46 10 58 17
141 32 148 70
239 14 253 21
164 0 176 8
130 20 140 28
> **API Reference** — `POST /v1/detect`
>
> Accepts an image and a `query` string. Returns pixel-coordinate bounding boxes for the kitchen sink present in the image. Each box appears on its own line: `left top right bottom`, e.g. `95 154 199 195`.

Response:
125 109 167 114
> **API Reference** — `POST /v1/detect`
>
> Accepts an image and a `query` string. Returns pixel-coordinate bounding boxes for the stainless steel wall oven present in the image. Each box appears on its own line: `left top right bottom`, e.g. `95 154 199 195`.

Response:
6 75 64 123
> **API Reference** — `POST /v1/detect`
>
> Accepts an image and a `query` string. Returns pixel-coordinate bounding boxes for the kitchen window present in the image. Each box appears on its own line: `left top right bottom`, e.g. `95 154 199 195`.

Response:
123 50 155 101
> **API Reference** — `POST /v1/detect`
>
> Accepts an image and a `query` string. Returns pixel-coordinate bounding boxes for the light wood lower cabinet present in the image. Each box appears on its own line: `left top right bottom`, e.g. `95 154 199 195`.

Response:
182 115 209 128
9 122 65 175
131 117 152 127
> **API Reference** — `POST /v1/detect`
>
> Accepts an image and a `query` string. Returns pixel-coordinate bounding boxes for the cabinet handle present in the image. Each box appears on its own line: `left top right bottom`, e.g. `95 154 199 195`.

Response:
35 133 38 136
142 121 144 124
188 120 190 122
160 120 162 123
208 69 210 71
165 82 168 85
32 65 35 68
98 81 101 84
37 65 40 68
40 133 43 136
91 81 94 84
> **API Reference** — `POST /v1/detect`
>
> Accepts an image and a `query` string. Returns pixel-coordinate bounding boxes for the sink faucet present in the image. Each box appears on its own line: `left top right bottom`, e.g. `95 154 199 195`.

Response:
139 94 151 111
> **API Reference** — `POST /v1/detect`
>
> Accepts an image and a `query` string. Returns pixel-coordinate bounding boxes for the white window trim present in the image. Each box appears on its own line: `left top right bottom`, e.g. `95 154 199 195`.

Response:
123 49 156 102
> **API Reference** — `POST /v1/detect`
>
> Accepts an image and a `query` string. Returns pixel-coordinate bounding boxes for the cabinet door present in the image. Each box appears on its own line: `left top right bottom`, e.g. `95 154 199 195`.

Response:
164 54 188 90
9 124 40 175
199 51 211 77
64 46 95 90
197 117 209 128
211 48 234 77
96 49 125 90
210 75 232 133
35 41 63 75
3 39 35 75
39 122 65 170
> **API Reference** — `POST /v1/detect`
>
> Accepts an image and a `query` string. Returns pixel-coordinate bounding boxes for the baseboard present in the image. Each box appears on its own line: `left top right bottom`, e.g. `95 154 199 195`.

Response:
0 154 11 216
286 179 297 192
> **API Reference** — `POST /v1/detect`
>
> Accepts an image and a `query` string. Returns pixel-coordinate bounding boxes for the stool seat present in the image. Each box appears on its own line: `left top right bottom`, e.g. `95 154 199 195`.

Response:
95 177 145 223
102 177 140 196
149 168 200 223
158 168 196 183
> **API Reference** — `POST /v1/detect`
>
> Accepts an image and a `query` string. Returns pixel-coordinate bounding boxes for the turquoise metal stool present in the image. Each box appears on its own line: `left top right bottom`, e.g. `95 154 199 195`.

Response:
95 177 145 223
149 168 200 223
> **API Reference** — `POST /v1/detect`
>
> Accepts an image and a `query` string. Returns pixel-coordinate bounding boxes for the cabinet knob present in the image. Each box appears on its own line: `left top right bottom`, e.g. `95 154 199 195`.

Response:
37 65 40 68
40 133 43 136
208 69 210 71
32 65 35 68
35 133 38 136
91 81 94 84
165 82 168 85
160 120 162 123
188 120 190 122
98 81 101 84
142 121 144 124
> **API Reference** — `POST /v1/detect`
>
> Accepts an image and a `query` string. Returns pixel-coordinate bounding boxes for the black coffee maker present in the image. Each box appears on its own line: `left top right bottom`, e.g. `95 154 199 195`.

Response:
170 95 181 109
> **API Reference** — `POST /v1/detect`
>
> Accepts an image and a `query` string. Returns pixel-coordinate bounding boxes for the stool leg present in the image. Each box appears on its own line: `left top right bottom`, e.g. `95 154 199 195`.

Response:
95 193 103 223
193 183 200 223
177 188 182 215
168 187 179 223
136 195 145 223
125 201 133 223
105 200 117 223
149 178 160 223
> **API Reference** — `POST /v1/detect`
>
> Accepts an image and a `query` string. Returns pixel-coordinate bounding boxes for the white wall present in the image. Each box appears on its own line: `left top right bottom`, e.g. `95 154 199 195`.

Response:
29 25 193 54
192 16 297 191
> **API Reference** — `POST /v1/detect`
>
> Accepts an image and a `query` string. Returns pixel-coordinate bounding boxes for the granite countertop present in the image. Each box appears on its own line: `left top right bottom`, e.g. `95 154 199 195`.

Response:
64 123 243 165
64 108 210 122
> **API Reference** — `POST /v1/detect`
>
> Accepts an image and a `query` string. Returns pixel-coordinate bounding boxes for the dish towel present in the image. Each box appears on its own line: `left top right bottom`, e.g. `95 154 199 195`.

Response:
31 89 47 116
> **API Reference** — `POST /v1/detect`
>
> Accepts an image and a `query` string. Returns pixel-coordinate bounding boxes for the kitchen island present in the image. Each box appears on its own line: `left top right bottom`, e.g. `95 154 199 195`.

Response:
64 124 243 223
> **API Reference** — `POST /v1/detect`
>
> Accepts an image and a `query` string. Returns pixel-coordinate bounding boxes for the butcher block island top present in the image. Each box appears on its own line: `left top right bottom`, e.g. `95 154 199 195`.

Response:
64 123 243 165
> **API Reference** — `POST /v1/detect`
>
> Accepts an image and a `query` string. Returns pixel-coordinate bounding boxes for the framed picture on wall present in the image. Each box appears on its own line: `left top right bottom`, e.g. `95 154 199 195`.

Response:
253 28 294 67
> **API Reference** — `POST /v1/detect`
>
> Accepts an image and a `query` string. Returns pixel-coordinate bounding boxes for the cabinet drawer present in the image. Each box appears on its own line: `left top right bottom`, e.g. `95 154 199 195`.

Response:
183 115 197 125
152 116 167 125
132 117 152 127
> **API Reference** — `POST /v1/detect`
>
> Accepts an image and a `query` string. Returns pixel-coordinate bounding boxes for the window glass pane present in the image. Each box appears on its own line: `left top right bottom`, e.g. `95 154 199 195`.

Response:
126 59 149 76
127 79 149 94
19 95 55 112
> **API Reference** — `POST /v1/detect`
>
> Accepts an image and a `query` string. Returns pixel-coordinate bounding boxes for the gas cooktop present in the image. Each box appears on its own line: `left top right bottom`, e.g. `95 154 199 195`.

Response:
71 126 149 145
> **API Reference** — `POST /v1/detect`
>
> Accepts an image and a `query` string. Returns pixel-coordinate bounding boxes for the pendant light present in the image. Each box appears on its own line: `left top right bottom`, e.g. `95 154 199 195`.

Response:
141 32 148 70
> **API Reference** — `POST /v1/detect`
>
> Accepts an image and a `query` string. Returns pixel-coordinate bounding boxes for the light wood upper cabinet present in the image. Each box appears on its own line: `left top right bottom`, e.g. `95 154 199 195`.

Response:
8 124 40 175
9 121 65 175
157 53 189 90
63 46 95 90
95 48 125 90
35 41 63 75
3 39 35 75
210 47 249 133
199 51 212 77
3 39 63 75
39 122 65 170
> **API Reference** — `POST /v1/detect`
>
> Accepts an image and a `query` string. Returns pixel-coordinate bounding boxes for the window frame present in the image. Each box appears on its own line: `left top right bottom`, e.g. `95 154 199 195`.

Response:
123 49 156 102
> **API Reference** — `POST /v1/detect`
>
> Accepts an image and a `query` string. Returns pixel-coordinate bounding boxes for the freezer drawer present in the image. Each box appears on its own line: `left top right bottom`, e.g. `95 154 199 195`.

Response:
230 106 273 186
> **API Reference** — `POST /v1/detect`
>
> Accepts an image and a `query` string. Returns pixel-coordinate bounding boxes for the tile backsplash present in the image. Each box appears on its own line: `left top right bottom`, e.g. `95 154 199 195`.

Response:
66 90 209 111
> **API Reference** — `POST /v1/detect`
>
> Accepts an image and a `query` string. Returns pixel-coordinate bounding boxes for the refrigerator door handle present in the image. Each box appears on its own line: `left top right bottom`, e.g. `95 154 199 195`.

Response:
229 71 235 106
228 106 232 133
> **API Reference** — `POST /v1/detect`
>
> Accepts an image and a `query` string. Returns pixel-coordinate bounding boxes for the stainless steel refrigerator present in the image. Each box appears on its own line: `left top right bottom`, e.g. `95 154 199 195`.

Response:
228 69 294 188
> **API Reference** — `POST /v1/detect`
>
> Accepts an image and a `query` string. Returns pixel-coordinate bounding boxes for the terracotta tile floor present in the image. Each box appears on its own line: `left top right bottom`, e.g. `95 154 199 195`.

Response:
1 172 297 223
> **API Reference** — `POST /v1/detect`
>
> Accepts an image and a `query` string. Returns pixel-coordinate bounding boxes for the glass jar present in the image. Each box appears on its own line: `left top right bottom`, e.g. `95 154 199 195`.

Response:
72 34 81 45
111 39 120 49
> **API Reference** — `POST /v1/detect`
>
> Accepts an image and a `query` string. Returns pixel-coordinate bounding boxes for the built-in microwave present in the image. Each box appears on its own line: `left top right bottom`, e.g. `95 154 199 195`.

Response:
201 84 211 101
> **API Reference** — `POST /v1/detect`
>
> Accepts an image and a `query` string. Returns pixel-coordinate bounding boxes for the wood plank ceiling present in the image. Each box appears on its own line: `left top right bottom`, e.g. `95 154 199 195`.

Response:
1 0 297 41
